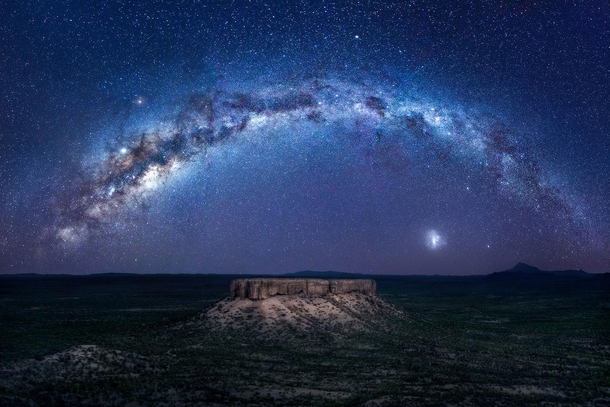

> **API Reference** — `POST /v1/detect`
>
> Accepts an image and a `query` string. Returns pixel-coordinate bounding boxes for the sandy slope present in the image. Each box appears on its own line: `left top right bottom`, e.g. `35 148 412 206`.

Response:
186 293 405 334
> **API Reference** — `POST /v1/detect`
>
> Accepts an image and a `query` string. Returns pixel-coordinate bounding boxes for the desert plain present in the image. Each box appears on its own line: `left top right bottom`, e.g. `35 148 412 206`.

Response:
1 270 609 406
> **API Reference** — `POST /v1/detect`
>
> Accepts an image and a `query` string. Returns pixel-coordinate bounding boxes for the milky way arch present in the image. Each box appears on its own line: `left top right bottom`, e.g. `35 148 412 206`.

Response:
54 75 578 247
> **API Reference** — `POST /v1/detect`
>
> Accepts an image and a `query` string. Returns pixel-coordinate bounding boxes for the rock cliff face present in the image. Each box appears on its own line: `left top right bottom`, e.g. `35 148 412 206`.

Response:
230 278 376 300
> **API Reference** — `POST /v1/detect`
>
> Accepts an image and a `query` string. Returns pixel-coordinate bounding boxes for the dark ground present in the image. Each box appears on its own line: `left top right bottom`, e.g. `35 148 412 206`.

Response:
1 272 609 406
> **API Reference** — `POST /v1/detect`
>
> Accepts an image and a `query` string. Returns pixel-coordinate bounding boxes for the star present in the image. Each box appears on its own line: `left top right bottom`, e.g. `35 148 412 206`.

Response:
426 230 445 250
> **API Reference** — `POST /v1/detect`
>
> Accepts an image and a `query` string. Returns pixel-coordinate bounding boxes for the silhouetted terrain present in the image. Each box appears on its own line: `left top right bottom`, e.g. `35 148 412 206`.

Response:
1 267 609 405
489 262 593 279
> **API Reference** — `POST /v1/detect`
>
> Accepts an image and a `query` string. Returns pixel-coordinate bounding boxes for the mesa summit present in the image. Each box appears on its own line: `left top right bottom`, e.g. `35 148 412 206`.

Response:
229 278 376 300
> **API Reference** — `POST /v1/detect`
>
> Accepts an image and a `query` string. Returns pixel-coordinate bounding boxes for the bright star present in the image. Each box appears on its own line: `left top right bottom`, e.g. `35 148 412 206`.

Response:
426 230 445 250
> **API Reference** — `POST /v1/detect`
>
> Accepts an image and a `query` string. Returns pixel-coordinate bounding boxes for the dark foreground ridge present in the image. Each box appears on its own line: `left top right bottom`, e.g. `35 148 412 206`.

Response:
230 278 376 300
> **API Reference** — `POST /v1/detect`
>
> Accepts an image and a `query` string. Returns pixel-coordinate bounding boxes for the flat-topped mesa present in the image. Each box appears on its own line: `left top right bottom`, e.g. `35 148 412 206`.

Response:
230 278 376 300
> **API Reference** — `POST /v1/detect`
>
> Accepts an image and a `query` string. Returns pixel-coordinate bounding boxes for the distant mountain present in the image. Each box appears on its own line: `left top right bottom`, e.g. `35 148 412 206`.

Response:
489 262 592 279
282 270 366 278
508 262 543 274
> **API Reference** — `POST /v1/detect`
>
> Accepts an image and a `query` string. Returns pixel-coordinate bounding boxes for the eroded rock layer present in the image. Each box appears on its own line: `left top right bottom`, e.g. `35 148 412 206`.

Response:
230 278 376 300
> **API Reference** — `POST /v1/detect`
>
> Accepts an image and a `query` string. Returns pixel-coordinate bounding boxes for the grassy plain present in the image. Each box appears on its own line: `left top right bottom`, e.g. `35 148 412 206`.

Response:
1 273 609 406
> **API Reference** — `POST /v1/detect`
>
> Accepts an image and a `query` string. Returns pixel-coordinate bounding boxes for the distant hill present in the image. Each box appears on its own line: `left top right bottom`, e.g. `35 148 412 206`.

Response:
489 262 592 279
507 262 543 274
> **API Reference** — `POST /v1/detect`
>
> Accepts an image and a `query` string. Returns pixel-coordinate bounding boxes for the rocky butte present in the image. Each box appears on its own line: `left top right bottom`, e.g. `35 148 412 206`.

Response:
189 277 400 334
230 278 376 300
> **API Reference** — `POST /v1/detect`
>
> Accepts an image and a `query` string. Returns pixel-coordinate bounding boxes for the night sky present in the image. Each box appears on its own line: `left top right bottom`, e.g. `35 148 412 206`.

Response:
1 1 609 275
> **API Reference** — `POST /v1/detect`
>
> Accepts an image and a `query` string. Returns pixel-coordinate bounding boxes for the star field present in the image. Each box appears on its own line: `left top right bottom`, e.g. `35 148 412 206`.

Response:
1 1 609 274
